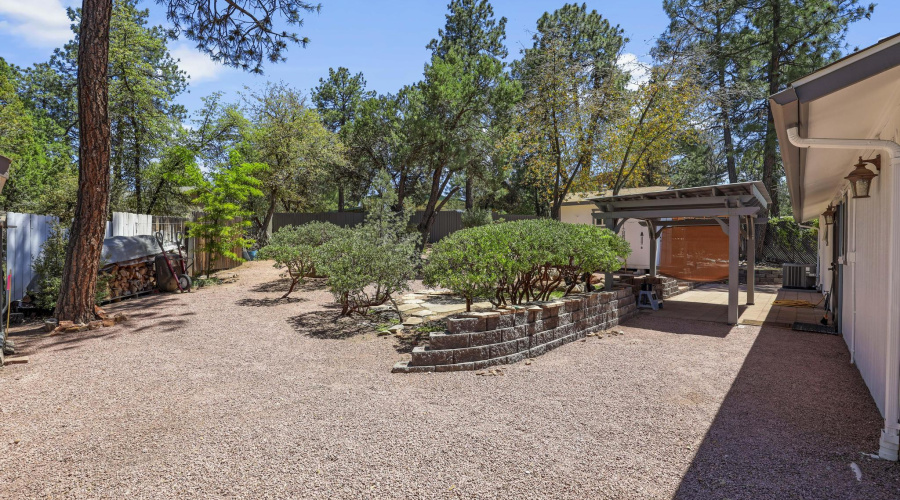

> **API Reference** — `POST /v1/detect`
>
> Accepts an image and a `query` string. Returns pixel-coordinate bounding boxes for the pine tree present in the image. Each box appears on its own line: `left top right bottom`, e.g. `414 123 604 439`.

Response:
58 0 322 323
312 67 375 211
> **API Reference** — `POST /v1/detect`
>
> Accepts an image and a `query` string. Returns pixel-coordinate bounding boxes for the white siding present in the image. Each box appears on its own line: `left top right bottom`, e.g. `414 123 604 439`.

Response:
559 204 596 225
560 203 655 270
845 163 894 415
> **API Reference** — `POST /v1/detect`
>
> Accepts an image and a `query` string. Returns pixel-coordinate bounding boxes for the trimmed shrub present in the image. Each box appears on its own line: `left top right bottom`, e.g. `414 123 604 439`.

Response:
317 171 419 316
257 221 344 298
424 219 630 310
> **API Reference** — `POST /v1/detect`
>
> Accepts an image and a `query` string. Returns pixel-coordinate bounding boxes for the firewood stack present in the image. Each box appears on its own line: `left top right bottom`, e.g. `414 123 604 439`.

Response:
100 260 156 300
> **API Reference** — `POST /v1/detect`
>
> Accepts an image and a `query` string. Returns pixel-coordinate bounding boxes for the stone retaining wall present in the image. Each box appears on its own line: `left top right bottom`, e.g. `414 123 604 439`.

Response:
618 275 681 299
393 288 636 373
739 267 782 286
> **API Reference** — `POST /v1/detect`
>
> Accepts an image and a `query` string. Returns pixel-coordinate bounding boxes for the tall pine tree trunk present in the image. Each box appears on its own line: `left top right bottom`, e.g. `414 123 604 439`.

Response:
338 185 345 212
762 0 781 216
56 0 112 324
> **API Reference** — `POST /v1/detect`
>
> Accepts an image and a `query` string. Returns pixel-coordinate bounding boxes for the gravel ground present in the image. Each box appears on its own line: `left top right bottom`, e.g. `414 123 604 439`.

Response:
1 261 898 499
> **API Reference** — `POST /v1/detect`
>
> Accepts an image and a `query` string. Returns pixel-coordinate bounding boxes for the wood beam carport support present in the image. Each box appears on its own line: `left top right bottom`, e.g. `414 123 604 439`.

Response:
728 215 740 325
646 220 658 276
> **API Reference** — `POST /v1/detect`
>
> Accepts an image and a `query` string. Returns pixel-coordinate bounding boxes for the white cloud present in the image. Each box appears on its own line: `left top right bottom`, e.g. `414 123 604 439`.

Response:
617 53 650 91
170 44 225 84
0 0 73 47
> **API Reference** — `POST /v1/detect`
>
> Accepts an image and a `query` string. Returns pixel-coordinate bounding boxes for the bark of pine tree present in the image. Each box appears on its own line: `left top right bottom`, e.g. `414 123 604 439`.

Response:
55 0 113 324
761 0 781 217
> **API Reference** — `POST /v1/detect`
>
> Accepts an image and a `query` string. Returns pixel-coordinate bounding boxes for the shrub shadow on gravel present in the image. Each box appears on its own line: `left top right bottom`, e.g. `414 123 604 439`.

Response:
287 307 402 340
250 278 324 294
235 297 304 307
673 324 900 499
287 308 374 339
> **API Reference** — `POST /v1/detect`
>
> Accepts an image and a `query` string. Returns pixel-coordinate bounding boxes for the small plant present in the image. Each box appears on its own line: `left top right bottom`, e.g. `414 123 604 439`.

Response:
317 171 419 316
257 221 343 298
29 222 110 311
186 151 264 277
461 207 493 228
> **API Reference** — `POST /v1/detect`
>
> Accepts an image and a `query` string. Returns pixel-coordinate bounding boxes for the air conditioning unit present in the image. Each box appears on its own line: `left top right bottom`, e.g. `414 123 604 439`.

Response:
783 263 816 289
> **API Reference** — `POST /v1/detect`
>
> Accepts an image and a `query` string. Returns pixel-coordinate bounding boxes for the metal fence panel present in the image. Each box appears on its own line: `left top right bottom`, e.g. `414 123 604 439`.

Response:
273 211 537 243
272 212 365 233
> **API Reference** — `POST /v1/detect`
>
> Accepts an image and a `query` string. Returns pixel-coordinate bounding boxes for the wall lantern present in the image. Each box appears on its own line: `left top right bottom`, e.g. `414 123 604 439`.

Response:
822 204 836 225
845 155 881 199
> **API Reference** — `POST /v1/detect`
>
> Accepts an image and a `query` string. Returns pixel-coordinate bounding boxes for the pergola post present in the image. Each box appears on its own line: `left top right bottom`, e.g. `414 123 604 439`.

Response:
648 223 658 276
604 218 615 291
747 217 755 305
728 215 740 324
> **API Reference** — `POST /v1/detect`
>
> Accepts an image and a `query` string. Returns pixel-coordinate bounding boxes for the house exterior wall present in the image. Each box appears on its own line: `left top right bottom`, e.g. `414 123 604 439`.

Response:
843 159 895 415
559 203 655 271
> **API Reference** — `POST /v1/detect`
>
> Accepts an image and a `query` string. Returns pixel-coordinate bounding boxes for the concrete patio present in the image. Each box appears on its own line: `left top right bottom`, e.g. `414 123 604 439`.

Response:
642 282 827 327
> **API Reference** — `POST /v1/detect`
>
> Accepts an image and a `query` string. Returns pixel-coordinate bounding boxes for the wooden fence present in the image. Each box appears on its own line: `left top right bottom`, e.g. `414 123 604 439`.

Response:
272 211 538 243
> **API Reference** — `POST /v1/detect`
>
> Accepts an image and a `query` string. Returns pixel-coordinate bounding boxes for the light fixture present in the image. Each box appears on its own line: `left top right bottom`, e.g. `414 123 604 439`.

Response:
845 156 880 199
822 204 835 225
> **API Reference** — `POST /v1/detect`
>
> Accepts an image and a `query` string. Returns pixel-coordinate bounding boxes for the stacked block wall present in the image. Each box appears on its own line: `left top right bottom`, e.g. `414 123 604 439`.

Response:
618 275 680 299
739 268 782 286
393 288 636 373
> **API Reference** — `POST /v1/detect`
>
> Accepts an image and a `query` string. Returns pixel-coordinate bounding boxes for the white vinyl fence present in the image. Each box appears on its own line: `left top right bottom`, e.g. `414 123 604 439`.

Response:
6 213 58 304
6 212 165 302
105 212 153 238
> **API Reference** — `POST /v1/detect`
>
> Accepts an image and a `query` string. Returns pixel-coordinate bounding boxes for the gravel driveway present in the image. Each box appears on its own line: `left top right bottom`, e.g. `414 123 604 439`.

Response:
1 261 898 499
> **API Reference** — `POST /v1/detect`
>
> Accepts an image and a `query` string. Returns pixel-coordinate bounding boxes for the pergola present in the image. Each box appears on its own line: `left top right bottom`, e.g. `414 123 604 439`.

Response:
588 181 772 324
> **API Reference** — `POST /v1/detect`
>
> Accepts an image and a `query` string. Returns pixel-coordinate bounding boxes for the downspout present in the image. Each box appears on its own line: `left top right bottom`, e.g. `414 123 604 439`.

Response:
787 127 900 461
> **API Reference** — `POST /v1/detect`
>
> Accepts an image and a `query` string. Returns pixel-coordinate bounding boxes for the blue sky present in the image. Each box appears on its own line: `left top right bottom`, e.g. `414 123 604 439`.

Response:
0 0 896 116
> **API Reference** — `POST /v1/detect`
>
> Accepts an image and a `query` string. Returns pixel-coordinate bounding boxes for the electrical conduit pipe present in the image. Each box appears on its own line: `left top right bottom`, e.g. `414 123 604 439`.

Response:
787 127 900 461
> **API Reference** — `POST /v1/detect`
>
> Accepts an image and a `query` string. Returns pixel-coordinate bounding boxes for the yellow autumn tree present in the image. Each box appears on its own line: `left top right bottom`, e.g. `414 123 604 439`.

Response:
594 57 702 194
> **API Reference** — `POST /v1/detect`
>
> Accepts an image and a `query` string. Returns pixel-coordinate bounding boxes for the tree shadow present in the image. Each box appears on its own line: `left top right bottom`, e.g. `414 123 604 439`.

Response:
236 297 304 307
672 324 900 498
7 294 192 356
250 278 325 294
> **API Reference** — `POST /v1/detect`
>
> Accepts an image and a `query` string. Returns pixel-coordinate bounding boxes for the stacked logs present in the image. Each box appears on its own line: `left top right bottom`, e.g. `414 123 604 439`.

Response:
100 260 156 300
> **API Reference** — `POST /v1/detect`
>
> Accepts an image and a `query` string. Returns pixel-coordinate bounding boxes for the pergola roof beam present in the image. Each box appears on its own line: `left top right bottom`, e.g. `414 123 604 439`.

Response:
600 195 755 210
592 206 760 220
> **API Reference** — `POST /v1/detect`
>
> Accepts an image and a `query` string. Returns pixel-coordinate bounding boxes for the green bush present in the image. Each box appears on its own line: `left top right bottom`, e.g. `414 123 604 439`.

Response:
461 208 493 228
424 219 630 310
317 171 419 316
257 221 344 298
29 221 110 311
